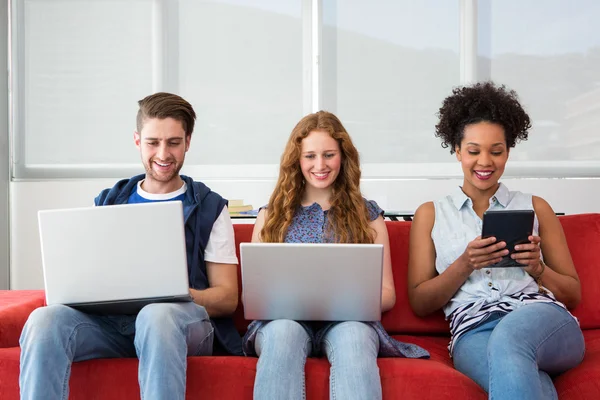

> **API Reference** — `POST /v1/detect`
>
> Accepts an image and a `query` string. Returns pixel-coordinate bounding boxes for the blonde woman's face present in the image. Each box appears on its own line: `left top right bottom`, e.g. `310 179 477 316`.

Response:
299 129 342 190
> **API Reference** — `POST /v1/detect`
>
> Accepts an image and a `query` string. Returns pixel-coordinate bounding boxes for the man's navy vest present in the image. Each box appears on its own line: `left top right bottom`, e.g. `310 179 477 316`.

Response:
95 174 242 355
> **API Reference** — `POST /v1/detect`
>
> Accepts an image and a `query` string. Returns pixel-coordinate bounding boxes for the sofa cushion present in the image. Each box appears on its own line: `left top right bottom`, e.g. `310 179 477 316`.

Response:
393 334 453 367
233 223 254 334
553 329 600 399
0 291 46 348
559 214 600 329
379 357 486 399
0 346 257 400
0 343 486 400
383 222 449 335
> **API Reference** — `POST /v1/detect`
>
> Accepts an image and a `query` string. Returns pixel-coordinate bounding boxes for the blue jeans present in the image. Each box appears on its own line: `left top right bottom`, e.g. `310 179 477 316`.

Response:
452 303 585 400
253 319 381 400
19 302 213 400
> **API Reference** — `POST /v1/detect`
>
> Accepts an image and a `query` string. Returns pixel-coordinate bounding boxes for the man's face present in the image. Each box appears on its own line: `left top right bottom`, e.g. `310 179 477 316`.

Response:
134 117 190 191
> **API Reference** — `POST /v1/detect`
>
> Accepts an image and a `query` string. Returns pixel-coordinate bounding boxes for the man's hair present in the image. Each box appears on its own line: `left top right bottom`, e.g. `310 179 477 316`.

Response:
136 92 197 137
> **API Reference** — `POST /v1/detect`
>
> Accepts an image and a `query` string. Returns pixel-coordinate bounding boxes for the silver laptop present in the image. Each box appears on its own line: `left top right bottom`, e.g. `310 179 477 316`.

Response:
38 201 192 315
241 243 383 321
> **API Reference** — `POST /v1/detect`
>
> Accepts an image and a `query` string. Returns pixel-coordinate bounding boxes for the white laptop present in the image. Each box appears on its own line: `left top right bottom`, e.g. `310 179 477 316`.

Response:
38 201 192 315
240 243 383 321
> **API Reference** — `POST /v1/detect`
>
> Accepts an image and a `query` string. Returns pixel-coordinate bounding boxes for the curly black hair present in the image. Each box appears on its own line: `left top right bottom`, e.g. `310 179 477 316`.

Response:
435 82 531 154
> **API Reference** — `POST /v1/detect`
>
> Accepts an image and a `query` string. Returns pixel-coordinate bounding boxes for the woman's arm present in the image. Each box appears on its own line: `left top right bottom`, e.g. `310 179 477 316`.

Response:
370 216 396 312
251 209 267 243
511 196 581 308
407 202 508 316
240 209 267 306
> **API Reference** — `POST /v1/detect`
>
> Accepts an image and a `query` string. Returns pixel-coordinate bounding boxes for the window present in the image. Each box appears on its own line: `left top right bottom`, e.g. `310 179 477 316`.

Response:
177 0 305 165
321 0 459 164
11 0 305 178
10 0 600 179
13 0 154 177
477 0 600 168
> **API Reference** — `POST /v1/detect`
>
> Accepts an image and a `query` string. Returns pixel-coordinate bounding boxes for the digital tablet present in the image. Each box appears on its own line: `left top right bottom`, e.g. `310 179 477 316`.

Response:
481 210 535 268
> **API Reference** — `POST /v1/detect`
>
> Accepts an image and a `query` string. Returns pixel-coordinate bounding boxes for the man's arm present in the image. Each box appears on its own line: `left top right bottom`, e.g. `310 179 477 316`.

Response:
189 205 239 317
190 262 238 317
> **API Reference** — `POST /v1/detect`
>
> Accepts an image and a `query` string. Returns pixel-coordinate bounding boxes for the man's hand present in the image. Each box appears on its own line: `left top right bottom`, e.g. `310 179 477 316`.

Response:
188 262 238 318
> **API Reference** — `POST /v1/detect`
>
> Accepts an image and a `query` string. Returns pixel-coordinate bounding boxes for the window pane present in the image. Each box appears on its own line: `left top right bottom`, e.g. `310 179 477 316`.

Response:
15 0 304 173
478 0 600 161
321 0 460 164
20 0 153 165
178 0 304 165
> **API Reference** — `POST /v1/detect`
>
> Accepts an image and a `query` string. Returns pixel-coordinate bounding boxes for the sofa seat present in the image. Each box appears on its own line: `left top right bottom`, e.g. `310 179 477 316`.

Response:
553 329 600 399
0 340 487 400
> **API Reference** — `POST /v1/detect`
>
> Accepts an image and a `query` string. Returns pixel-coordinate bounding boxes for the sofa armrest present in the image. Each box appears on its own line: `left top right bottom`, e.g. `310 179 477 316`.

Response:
0 290 46 348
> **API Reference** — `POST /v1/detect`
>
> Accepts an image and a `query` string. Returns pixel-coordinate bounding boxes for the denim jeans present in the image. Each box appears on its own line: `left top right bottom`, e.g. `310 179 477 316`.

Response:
253 319 381 400
19 302 213 400
452 302 585 400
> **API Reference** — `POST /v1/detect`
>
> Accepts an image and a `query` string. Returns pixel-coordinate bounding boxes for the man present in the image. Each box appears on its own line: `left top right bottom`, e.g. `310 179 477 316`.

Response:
20 92 242 399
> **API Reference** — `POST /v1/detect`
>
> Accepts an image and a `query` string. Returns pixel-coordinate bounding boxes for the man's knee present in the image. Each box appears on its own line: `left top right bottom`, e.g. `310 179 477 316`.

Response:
136 302 207 332
21 305 78 342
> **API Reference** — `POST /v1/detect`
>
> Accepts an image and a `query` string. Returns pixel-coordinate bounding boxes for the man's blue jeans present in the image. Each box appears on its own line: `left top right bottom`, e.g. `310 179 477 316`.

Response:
19 302 213 400
453 302 585 400
253 319 381 400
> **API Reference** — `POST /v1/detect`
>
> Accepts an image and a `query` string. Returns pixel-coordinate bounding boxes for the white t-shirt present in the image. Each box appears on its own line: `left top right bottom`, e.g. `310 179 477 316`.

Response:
135 180 239 265
203 206 239 265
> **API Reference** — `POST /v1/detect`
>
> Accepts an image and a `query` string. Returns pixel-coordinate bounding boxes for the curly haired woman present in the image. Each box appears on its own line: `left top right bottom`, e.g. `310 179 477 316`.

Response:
407 82 584 399
243 111 428 400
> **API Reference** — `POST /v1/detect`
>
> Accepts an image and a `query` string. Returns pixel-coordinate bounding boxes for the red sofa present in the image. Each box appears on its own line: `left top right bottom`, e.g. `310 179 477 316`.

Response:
1 214 600 399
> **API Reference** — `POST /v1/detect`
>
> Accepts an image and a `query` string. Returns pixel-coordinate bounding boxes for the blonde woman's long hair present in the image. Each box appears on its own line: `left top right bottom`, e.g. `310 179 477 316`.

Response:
260 111 374 244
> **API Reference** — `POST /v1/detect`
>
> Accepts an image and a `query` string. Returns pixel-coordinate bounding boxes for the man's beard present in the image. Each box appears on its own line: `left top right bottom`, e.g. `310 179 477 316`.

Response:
145 159 182 183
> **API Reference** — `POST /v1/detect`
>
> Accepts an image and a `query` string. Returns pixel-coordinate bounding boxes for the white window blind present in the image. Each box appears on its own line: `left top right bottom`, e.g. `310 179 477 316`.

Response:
10 0 600 179
477 0 600 165
321 0 460 165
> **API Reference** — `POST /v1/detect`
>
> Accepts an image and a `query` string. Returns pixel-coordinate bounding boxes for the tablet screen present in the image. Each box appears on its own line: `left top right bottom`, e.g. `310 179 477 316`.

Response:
481 210 535 268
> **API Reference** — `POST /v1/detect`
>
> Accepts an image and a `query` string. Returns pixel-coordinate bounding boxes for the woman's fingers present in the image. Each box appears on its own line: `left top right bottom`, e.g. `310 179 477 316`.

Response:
467 248 508 269
471 236 499 249
513 236 541 265
470 240 507 257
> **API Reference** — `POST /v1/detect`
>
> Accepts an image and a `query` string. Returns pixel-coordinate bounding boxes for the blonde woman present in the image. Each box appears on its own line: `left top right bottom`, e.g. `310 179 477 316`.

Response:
244 111 428 400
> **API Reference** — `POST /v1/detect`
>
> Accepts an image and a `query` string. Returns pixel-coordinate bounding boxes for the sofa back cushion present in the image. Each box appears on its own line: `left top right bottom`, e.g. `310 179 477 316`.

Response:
233 224 253 334
231 214 600 334
559 213 600 329
381 222 449 334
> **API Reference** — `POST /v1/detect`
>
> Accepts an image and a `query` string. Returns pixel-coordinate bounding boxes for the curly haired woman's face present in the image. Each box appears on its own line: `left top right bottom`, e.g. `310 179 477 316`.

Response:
455 121 508 194
299 129 341 191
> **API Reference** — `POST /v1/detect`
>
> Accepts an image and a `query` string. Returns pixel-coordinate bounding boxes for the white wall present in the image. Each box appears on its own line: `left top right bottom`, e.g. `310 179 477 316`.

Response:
10 177 600 290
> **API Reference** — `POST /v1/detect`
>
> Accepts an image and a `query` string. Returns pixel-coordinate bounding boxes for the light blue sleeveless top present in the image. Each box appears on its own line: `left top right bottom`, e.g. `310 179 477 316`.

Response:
431 183 542 318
